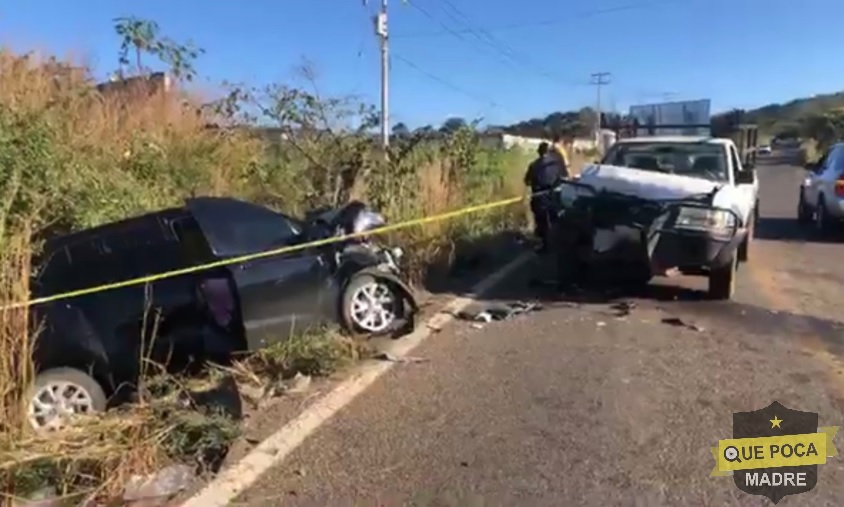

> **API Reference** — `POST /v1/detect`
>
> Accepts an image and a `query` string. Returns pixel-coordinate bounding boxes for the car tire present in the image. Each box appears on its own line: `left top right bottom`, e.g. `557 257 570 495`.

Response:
708 254 737 300
797 190 812 225
342 274 405 336
815 196 833 236
26 367 107 432
738 213 754 263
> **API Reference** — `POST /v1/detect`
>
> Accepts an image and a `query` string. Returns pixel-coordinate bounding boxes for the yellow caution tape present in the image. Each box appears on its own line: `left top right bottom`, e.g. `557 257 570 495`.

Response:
4 190 551 310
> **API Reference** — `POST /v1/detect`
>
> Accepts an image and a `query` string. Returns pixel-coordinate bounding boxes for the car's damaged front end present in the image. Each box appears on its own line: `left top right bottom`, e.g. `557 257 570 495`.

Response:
552 180 744 286
307 202 420 335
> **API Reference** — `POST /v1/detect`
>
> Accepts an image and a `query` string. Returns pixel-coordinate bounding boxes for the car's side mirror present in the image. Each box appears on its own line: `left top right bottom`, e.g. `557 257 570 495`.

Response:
735 169 756 184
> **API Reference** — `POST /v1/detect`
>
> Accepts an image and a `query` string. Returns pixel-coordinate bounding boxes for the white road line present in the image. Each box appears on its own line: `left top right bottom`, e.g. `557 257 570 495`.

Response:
180 252 533 507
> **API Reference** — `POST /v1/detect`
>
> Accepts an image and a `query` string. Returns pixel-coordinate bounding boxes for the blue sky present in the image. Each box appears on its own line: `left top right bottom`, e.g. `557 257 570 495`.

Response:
2 0 842 128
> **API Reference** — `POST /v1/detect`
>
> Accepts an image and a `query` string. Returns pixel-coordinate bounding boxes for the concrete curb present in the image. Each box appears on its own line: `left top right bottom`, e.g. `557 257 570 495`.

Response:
179 251 533 507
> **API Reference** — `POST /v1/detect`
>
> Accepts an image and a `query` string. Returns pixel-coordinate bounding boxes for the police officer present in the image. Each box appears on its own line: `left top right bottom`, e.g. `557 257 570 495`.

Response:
524 141 567 251
549 133 572 179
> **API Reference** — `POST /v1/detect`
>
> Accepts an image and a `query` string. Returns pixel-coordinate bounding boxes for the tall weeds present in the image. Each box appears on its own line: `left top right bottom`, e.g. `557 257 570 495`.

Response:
0 46 553 502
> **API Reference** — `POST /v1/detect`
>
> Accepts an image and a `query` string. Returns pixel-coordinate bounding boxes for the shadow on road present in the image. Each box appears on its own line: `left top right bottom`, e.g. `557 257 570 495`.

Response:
469 253 844 358
475 254 712 306
420 230 532 297
754 216 841 244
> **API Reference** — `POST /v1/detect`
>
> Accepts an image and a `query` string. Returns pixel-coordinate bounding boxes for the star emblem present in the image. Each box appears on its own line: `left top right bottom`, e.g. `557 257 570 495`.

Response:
770 415 783 428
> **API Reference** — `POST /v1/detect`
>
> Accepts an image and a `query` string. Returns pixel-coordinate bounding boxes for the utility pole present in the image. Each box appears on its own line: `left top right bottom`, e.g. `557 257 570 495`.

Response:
590 72 611 143
374 0 390 149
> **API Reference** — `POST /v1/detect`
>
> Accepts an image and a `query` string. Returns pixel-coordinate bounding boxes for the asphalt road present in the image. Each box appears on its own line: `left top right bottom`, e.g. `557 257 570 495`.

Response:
233 154 844 506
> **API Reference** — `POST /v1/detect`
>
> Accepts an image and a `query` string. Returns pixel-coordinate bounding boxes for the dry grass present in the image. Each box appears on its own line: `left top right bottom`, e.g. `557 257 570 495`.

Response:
0 47 537 503
800 138 820 165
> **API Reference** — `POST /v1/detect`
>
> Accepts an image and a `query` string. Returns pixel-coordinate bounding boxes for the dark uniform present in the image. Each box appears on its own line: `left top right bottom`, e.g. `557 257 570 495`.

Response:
524 144 567 249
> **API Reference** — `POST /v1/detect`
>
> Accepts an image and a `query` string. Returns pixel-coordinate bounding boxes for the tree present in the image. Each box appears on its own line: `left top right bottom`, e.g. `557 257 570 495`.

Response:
392 122 410 137
802 110 844 152
440 117 467 134
113 16 204 81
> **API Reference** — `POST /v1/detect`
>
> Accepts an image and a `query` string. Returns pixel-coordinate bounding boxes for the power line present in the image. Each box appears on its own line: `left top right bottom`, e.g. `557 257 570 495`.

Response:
392 53 506 111
395 0 680 38
428 0 584 87
404 0 520 74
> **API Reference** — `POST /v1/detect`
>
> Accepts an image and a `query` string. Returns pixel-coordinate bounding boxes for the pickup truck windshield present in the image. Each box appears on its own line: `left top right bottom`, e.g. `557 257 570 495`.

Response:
601 142 729 182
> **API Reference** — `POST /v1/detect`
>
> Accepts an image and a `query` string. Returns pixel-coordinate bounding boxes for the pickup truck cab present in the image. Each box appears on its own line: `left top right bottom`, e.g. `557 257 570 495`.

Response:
554 135 760 299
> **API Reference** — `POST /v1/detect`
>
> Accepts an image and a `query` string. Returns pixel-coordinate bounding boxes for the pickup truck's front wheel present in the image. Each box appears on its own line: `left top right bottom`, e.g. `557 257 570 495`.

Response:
708 254 737 300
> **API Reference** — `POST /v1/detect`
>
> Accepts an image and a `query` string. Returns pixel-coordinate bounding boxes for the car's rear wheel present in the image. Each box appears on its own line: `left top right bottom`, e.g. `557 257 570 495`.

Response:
342 275 404 335
708 254 737 300
797 190 812 225
815 196 833 236
27 367 107 432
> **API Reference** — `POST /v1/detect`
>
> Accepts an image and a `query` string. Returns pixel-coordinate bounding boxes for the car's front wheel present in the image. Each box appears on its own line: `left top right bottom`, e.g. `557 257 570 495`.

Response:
27 367 107 432
342 275 404 335
738 215 754 263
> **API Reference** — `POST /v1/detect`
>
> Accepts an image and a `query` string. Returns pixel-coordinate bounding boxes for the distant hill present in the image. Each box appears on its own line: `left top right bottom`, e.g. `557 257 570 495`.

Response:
743 91 844 137
491 92 844 140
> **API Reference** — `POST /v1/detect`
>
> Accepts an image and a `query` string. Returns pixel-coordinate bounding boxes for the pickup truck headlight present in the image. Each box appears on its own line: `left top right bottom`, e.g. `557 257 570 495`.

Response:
674 207 736 238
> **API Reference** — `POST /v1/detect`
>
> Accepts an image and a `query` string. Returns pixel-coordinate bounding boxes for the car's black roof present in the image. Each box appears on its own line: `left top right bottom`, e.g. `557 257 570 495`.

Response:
41 197 297 255
42 206 187 253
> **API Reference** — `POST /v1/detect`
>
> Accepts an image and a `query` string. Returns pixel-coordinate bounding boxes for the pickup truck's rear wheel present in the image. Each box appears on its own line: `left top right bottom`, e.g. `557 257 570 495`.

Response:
708 254 737 300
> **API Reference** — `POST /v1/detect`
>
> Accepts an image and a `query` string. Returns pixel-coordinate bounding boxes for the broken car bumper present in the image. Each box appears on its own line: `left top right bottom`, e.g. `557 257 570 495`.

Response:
647 203 743 271
649 228 746 272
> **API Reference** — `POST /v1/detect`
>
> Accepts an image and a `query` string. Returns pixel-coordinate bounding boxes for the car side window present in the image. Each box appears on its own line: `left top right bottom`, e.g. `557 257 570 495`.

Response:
34 247 71 290
38 238 106 292
827 146 844 175
816 150 833 173
99 219 165 255
233 213 300 252
169 216 215 266
192 199 302 256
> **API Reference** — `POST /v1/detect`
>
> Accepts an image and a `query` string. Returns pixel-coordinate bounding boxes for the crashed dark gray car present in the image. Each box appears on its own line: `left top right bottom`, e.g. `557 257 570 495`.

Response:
27 197 418 431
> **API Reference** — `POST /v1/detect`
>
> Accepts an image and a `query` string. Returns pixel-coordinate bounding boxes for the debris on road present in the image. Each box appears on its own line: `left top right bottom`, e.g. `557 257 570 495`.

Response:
284 372 312 394
660 316 705 332
373 351 429 364
456 301 542 324
239 372 314 408
123 464 194 503
610 301 636 317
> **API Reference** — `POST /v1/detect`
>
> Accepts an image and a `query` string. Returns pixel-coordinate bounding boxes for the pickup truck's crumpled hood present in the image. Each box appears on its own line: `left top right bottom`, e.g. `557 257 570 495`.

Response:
577 164 750 225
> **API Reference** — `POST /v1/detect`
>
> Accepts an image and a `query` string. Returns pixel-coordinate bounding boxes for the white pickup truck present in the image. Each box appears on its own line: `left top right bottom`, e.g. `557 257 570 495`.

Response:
553 135 760 300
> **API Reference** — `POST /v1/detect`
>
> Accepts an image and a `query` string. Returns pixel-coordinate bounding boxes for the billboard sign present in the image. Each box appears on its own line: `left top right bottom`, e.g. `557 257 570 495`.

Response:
628 99 711 136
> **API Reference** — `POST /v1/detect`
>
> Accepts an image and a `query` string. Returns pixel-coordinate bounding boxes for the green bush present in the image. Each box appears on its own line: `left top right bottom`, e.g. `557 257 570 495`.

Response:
0 47 532 502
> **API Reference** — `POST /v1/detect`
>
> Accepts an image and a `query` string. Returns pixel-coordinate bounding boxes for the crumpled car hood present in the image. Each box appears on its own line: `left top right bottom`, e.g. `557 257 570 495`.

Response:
577 164 750 224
